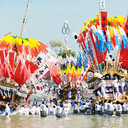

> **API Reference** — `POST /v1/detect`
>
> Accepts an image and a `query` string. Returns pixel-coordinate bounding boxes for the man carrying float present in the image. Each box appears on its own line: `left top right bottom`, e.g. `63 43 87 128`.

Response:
98 78 107 99
112 78 120 101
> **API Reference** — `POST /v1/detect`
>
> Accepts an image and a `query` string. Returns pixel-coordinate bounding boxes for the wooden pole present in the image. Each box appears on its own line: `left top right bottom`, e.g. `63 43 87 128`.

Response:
20 0 31 37
11 91 15 107
115 49 120 69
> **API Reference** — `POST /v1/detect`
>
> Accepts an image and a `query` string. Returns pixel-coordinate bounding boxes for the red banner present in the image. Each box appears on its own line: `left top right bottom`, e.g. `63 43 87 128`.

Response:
124 15 128 38
100 11 108 31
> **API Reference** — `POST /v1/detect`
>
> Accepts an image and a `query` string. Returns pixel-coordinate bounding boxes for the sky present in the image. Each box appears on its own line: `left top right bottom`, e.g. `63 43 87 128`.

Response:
0 0 128 54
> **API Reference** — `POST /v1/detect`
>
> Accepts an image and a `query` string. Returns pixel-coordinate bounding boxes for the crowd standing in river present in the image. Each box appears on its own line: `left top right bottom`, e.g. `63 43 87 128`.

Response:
2 95 128 118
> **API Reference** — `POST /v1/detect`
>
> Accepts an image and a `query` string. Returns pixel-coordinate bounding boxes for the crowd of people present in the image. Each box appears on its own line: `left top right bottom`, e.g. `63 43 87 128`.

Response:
93 99 128 116
3 95 128 118
38 97 128 117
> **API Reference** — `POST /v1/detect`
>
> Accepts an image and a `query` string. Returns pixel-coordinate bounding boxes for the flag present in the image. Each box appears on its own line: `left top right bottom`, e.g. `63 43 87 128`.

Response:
35 83 44 94
38 63 49 79
100 10 108 31
81 63 91 81
76 63 91 86
89 31 107 65
36 52 46 66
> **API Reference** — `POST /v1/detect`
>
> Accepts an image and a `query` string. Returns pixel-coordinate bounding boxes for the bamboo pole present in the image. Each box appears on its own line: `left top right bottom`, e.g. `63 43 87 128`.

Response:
115 49 120 69
20 0 31 37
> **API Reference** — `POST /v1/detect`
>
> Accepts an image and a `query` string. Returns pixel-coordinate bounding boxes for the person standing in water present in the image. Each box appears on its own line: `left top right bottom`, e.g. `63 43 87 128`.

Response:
115 101 122 116
107 100 114 116
33 99 38 106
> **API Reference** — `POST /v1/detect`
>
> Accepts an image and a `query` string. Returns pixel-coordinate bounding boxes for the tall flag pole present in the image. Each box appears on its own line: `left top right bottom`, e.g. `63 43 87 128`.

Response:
20 0 31 37
99 0 107 71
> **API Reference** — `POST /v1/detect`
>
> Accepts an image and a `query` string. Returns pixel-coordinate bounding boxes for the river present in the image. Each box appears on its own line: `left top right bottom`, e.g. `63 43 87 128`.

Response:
0 113 128 128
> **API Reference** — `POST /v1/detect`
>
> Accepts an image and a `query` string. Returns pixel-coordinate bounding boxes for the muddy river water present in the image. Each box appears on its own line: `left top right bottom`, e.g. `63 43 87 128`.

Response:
0 113 128 128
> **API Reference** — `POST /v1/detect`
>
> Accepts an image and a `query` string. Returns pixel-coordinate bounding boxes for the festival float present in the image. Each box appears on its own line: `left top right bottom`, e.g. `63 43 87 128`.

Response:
0 0 64 110
71 0 128 102
59 55 90 101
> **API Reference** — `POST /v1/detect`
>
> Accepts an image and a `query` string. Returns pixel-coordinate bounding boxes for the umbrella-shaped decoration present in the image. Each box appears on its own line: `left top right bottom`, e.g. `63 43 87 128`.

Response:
76 12 128 71
0 32 51 85
0 32 48 58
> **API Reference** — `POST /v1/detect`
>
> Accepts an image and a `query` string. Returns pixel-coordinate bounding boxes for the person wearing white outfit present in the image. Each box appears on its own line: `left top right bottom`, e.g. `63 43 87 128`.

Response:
120 78 125 94
56 106 62 118
95 102 101 115
40 104 48 117
122 102 128 114
112 79 120 101
115 101 122 116
48 100 56 115
73 102 79 113
98 78 107 99
63 101 70 114
107 100 114 116
5 103 11 118
22 106 30 115
36 105 40 115
18 105 25 115
103 99 108 116
30 105 37 115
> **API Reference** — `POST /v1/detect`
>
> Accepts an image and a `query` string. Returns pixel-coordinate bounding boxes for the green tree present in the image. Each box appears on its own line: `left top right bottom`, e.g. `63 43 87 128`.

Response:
49 39 64 54
49 39 76 58
60 49 76 58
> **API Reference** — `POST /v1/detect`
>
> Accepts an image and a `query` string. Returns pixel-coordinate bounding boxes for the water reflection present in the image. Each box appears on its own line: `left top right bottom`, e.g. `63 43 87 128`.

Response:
0 114 128 128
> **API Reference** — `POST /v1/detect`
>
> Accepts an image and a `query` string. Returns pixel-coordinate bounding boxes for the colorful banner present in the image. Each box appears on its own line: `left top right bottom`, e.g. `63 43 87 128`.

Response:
100 11 108 31
38 63 49 79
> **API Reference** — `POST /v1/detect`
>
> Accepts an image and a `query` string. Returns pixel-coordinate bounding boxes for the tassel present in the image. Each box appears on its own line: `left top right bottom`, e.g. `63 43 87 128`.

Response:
1 90 3 96
11 91 13 97
7 91 10 97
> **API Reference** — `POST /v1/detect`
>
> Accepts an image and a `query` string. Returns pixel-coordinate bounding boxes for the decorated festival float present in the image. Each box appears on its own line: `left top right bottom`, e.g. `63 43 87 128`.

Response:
59 55 90 100
71 0 128 103
0 31 62 109
0 0 64 111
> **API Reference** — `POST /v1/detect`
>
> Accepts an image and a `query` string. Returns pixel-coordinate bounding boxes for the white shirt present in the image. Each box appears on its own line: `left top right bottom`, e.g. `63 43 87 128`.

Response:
107 103 114 111
74 104 79 111
80 105 85 110
5 104 10 112
102 106 104 112
95 104 101 111
67 103 71 108
99 80 106 93
36 107 40 114
104 103 108 110
123 103 128 111
56 106 62 114
115 104 122 112
112 79 120 88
